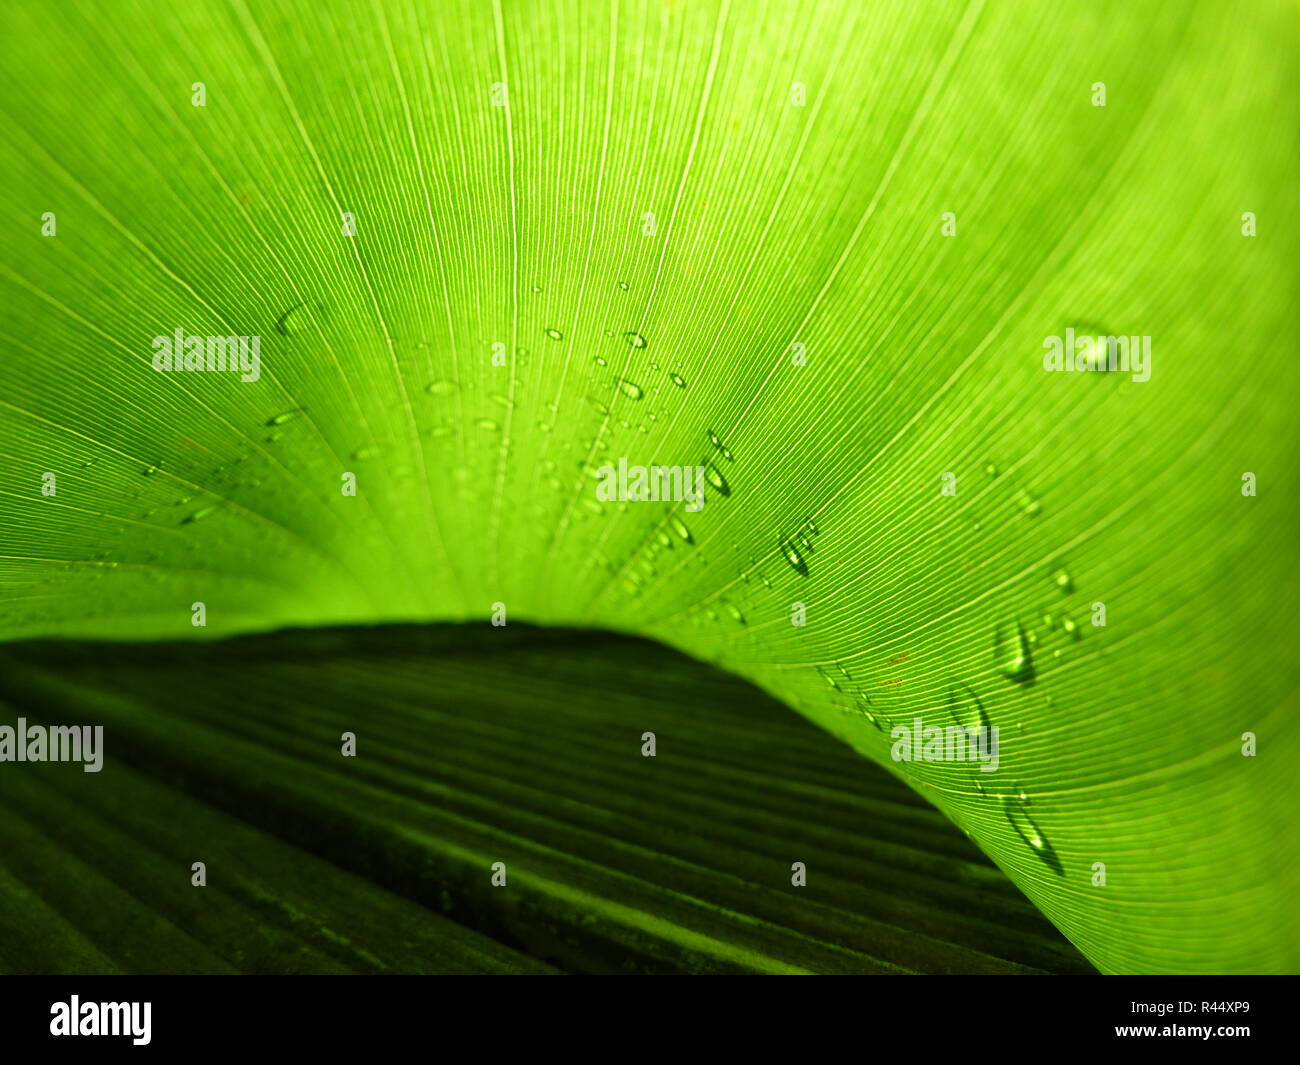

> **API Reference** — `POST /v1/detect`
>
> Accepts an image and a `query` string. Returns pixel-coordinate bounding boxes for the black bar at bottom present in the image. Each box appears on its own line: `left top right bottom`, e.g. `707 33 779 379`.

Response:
0 975 1290 1052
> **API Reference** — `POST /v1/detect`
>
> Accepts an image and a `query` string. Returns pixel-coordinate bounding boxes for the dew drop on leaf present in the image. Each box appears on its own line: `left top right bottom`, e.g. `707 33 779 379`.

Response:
708 430 734 462
855 694 883 730
545 328 563 340
1004 797 1063 875
780 538 809 576
275 302 325 336
669 373 687 389
616 378 643 400
817 666 840 690
1015 488 1042 518
704 462 730 496
624 331 647 349
948 682 990 732
995 621 1035 683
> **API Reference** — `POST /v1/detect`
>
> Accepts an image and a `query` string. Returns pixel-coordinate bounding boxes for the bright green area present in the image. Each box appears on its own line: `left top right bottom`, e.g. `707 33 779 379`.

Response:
1 0 1297 973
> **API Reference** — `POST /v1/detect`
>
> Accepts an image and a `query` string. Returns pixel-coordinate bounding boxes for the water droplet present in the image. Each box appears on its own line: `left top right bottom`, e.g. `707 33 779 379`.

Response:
594 355 608 367
1004 797 1063 874
476 418 499 431
586 397 610 415
995 621 1035 684
142 465 159 476
266 409 303 426
948 683 990 732
984 463 998 477
854 694 883 730
182 505 217 525
704 462 730 496
275 302 325 336
725 603 746 624
624 331 647 349
1052 566 1074 593
817 666 841 691
617 281 630 291
1014 489 1042 518
655 529 673 549
530 284 542 293
1072 332 1126 373
780 538 809 577
669 515 693 543
425 380 457 396
350 447 378 461
545 328 563 340
616 378 643 400
1061 615 1079 640
669 373 686 389
708 430 735 462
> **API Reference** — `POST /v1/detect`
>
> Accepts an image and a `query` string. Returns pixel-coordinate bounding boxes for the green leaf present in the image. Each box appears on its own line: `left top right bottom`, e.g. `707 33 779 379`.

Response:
0 625 1092 974
1 0 1296 974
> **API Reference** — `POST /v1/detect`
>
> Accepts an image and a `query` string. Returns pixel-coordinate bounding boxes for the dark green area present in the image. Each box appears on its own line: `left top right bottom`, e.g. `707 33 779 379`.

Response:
0 624 1094 974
